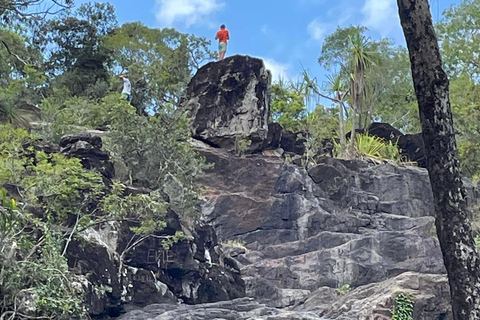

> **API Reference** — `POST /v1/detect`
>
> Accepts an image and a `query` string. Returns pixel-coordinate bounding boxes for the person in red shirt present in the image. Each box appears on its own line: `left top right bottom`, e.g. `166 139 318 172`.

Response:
215 24 230 61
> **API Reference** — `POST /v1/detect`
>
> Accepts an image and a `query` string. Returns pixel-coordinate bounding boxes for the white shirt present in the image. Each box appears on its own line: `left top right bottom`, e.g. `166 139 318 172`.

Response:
122 78 131 95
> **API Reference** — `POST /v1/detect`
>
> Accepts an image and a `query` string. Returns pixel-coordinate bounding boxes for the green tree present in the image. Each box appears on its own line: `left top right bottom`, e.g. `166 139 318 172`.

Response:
105 23 216 113
450 73 480 179
105 99 209 218
437 0 480 78
0 0 73 23
38 2 117 98
368 45 420 133
348 31 377 130
325 73 347 151
270 82 306 131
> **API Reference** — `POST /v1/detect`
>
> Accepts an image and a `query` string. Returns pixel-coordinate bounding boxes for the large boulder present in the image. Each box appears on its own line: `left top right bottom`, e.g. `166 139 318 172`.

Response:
364 122 427 167
182 55 271 152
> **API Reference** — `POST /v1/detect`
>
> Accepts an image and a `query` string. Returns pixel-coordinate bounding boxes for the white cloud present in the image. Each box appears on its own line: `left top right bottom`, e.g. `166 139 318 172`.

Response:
262 58 291 81
155 0 224 27
361 0 399 36
307 19 326 41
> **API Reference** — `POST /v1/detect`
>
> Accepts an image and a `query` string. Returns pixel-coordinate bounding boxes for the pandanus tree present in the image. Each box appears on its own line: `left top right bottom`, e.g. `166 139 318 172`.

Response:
348 32 376 131
325 73 348 152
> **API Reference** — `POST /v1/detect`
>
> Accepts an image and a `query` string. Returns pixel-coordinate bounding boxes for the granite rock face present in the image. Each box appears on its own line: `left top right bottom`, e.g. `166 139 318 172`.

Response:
67 207 245 317
118 272 450 320
194 143 451 318
182 55 271 151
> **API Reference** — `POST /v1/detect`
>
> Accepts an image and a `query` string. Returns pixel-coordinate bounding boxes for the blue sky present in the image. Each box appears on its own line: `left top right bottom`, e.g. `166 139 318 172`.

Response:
78 0 461 84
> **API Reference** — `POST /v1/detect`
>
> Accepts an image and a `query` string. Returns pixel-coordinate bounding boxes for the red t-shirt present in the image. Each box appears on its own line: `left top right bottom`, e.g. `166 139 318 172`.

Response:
216 30 229 43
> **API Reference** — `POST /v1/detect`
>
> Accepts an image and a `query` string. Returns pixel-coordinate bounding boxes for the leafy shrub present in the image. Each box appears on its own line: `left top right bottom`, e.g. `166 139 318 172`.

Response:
335 284 351 295
391 292 414 320
0 124 32 185
105 101 210 219
0 191 86 319
0 125 105 318
234 135 251 156
40 90 117 142
22 152 104 223
337 134 404 162
102 182 168 235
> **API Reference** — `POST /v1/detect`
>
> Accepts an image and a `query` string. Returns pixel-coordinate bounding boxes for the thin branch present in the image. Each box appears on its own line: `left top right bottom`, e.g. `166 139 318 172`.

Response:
0 40 27 66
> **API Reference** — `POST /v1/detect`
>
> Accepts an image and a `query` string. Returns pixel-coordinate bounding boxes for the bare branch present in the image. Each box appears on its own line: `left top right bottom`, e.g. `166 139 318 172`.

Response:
0 39 27 66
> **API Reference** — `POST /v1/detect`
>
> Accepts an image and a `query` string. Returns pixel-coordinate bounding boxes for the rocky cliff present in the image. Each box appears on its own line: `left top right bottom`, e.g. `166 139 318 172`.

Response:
86 55 476 319
37 133 245 318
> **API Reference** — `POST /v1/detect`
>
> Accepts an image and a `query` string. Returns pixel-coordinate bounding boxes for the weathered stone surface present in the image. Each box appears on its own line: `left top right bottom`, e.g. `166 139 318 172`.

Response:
67 209 245 317
307 272 451 320
118 272 451 319
197 144 446 311
50 135 246 317
367 122 403 142
118 297 322 320
59 133 115 180
182 55 271 151
397 133 426 167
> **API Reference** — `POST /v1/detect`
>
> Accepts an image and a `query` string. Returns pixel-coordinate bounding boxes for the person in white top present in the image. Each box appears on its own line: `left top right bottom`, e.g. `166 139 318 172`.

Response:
119 74 132 102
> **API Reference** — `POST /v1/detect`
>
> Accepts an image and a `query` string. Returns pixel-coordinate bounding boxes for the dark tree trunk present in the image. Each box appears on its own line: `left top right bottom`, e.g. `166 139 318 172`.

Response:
397 0 480 318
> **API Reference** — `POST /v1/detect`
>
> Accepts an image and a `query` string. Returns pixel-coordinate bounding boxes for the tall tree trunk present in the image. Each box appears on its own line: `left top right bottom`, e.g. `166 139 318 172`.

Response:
349 79 358 154
397 0 480 318
336 91 346 152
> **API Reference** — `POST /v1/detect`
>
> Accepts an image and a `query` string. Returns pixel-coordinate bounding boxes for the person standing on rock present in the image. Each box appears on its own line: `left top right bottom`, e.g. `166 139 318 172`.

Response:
119 74 131 103
215 24 230 61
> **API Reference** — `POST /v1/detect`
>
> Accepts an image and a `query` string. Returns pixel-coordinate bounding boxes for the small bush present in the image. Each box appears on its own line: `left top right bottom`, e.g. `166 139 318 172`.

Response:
337 134 405 162
235 135 251 156
335 284 351 295
391 292 414 320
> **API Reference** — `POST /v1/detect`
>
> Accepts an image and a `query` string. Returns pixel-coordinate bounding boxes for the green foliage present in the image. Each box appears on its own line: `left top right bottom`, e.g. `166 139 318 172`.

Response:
318 25 368 71
449 73 480 178
105 23 216 113
335 284 351 295
0 0 73 24
38 2 117 98
234 135 252 156
0 191 86 319
40 90 115 141
437 0 480 77
0 124 32 185
307 105 339 141
342 134 403 162
22 151 104 223
367 46 420 133
0 64 43 129
102 182 168 235
390 293 414 320
270 82 306 131
105 101 209 219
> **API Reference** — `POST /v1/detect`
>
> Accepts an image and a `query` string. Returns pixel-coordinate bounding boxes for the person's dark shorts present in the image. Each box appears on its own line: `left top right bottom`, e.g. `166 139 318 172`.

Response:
122 93 131 102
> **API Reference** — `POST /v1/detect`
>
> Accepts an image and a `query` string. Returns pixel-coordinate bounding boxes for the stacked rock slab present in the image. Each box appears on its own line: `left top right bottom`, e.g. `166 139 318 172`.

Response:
181 55 271 151
193 143 452 319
